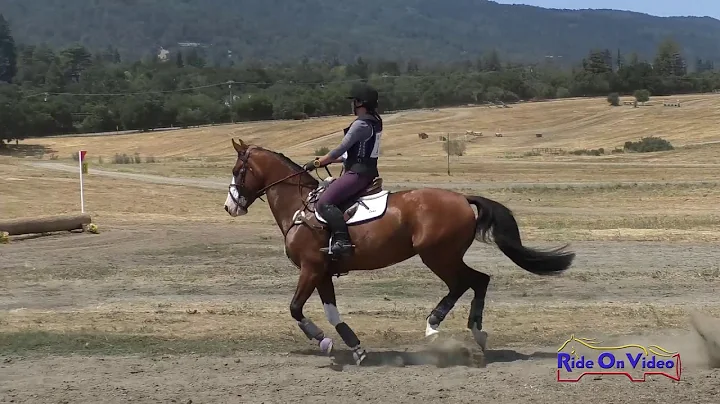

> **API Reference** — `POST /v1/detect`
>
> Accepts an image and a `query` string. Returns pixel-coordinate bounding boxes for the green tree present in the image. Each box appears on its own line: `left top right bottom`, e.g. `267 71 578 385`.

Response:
0 86 24 145
60 45 93 83
0 14 17 83
654 38 685 76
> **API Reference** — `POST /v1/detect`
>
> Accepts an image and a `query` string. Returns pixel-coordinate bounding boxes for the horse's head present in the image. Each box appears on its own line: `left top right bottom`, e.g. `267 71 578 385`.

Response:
224 138 266 217
224 138 318 217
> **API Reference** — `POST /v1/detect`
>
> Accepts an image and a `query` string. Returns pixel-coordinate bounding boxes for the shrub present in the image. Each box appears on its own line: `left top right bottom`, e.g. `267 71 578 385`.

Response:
607 92 620 106
623 136 674 153
570 148 605 156
442 139 467 156
113 153 132 164
556 87 570 99
314 146 330 155
634 89 650 104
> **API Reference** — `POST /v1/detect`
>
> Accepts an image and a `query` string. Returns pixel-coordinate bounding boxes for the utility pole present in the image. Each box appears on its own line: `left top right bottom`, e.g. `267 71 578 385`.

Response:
228 80 235 123
446 133 451 176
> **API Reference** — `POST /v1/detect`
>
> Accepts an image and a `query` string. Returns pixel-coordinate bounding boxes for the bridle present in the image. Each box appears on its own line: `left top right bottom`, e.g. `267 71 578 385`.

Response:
228 146 331 212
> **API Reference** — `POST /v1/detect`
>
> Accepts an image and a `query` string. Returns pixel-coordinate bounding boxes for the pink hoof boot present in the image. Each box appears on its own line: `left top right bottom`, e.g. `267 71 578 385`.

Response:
319 337 334 355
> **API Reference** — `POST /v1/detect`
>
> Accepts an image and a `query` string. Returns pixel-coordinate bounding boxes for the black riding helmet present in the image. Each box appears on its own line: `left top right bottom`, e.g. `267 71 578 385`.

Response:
348 83 379 110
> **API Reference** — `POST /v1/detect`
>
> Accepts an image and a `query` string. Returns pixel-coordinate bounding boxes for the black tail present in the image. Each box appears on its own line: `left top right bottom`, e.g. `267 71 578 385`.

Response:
466 195 575 275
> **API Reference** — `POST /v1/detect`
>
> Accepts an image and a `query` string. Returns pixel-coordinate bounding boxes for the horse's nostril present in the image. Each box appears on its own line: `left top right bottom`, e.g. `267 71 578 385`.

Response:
224 205 229 212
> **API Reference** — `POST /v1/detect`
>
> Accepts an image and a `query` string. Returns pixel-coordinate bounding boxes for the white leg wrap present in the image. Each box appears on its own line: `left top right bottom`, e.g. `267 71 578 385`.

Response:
471 324 488 350
323 303 341 327
425 318 440 337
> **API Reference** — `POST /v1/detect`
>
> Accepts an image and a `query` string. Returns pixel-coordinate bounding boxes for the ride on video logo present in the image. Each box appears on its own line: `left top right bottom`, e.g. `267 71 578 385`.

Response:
556 335 682 382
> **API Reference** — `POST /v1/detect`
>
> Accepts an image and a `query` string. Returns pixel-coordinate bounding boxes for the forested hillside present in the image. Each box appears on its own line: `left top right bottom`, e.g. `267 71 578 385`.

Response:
1 2 719 148
1 0 720 65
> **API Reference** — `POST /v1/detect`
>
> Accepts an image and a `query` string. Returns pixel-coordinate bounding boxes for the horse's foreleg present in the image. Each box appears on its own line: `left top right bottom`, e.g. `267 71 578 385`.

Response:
290 265 326 346
316 274 367 365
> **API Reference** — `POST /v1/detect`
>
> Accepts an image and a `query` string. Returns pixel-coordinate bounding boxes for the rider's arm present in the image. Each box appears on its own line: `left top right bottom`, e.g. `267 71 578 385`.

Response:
331 152 347 164
316 121 372 166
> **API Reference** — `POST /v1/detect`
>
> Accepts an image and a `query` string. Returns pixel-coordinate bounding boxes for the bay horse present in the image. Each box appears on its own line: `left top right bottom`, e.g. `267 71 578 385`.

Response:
224 138 575 365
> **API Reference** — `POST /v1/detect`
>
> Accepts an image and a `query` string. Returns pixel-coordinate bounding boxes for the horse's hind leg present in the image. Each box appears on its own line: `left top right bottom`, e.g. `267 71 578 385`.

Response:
419 252 471 339
461 264 491 350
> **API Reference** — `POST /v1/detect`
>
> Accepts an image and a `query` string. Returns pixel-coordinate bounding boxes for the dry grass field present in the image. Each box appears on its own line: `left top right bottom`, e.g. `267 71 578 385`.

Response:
3 94 720 403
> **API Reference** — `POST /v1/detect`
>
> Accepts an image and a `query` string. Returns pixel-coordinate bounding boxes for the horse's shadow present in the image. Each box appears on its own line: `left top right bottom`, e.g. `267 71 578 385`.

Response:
290 346 557 370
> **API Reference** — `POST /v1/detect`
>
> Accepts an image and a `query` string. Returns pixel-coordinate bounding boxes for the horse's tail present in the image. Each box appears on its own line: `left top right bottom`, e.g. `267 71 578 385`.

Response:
466 195 575 275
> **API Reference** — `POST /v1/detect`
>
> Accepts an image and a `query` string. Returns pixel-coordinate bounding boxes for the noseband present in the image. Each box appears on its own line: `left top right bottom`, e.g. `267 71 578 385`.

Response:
228 147 321 211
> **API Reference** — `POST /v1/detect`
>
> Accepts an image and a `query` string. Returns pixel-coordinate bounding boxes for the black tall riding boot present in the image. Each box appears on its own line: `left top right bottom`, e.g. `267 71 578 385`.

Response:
318 204 355 256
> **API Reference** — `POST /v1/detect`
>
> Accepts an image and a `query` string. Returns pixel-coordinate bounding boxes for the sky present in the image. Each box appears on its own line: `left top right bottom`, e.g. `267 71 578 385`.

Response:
493 0 720 19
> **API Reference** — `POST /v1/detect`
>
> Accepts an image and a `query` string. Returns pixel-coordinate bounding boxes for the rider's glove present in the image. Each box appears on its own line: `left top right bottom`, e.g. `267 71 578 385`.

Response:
303 158 320 171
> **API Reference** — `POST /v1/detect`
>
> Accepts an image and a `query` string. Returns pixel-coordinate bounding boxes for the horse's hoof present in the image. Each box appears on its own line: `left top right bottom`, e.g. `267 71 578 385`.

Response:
425 319 440 339
353 348 367 365
471 326 488 351
319 337 333 355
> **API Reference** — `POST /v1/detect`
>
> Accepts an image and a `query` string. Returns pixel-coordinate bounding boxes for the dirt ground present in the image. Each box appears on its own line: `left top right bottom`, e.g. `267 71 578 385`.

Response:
3 221 720 403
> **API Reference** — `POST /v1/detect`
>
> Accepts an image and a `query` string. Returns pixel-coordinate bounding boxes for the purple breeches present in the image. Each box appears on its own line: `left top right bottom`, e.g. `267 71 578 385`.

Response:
317 171 374 208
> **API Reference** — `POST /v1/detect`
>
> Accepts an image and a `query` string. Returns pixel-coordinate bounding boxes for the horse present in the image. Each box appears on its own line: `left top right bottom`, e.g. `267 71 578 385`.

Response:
224 138 575 365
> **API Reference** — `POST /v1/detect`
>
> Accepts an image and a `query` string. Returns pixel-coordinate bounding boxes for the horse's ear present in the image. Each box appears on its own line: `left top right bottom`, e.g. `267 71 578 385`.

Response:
232 138 247 153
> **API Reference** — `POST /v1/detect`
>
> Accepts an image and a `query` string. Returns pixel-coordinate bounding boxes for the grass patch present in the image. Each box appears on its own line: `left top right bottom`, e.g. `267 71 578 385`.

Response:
488 181 720 195
520 214 720 231
2 304 713 356
0 330 267 357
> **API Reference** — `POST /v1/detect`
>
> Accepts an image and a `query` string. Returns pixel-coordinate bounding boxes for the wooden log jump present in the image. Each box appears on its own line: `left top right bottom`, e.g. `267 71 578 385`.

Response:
0 213 92 236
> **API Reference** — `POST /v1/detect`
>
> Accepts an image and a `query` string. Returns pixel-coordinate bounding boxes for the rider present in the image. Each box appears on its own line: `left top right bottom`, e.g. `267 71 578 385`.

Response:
303 82 383 256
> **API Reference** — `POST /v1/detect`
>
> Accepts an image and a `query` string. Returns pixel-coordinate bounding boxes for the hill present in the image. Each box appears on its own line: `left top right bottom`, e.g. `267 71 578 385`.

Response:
2 0 720 65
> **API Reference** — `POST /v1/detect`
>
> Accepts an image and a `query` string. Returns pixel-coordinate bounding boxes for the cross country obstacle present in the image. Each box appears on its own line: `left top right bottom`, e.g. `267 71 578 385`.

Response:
663 100 681 107
0 213 96 240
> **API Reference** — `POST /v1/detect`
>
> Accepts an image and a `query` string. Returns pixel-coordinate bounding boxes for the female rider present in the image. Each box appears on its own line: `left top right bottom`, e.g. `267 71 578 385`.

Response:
303 83 383 256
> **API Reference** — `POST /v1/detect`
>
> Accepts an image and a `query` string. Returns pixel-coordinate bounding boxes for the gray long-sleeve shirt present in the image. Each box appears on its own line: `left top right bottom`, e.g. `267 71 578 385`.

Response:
328 120 373 160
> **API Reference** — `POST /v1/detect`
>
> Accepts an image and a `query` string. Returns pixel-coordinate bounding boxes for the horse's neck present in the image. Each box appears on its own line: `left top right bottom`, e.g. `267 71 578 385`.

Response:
264 172 315 237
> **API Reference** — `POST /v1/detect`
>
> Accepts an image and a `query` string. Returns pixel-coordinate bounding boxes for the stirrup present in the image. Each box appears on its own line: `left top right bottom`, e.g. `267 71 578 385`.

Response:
320 236 355 256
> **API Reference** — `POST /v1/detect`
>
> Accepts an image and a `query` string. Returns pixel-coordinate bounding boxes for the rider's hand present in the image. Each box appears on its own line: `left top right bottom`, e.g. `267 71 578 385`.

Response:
303 159 320 171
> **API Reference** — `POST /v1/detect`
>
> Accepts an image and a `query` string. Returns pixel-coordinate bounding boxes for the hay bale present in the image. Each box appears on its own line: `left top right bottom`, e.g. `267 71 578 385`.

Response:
0 213 92 236
536 133 543 138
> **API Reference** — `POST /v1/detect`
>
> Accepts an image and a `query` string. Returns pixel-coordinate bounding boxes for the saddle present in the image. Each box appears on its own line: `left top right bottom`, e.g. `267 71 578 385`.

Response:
326 177 384 221
289 176 385 223
336 177 383 218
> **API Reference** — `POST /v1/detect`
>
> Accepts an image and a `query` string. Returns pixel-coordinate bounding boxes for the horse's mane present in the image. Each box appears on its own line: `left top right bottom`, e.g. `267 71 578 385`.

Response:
253 146 319 185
